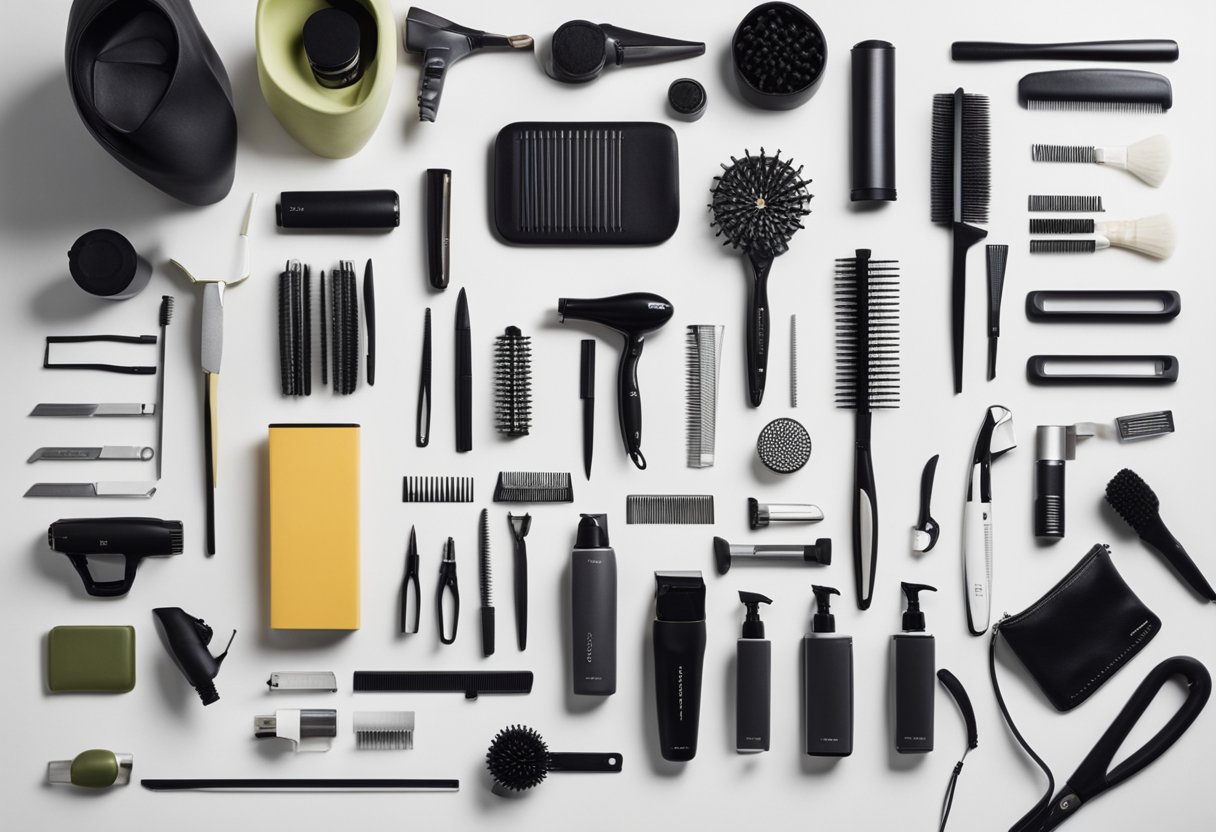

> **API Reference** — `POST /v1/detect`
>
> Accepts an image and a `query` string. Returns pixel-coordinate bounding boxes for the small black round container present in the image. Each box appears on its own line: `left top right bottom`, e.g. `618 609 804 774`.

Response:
67 229 151 300
850 40 897 202
303 7 363 89
731 2 827 110
668 78 706 121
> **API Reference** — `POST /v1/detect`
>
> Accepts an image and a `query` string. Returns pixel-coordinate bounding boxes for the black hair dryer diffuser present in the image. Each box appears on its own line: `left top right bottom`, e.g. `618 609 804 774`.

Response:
152 607 234 706
547 21 705 83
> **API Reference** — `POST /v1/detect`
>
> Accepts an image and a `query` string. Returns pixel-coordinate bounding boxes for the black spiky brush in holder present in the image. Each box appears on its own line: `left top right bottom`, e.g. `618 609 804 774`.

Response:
710 148 812 407
731 2 827 110
485 725 622 796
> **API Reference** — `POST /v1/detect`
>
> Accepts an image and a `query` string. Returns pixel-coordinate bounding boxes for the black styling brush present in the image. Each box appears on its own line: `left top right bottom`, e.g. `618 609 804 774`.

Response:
836 249 900 610
494 326 532 437
478 508 495 657
485 725 622 796
710 148 813 407
155 295 174 481
931 88 990 394
1105 468 1216 601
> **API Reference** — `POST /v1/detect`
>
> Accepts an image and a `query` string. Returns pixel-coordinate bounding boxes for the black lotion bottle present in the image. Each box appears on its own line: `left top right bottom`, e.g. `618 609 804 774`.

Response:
803 585 854 756
653 571 706 761
894 581 937 753
736 591 772 753
571 514 616 695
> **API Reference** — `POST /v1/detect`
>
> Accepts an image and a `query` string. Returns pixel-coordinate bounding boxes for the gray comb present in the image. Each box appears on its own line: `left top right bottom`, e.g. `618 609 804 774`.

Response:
790 315 799 408
1030 218 1095 234
493 472 573 503
685 325 723 468
353 711 415 750
402 476 474 502
1116 411 1174 441
1028 195 1104 213
626 495 715 525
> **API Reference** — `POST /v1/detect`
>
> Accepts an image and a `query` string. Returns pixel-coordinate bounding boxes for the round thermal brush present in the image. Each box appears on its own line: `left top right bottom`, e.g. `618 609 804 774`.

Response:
485 725 622 795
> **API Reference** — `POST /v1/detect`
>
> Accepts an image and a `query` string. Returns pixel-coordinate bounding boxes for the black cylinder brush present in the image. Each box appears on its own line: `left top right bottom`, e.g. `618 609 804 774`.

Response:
731 3 827 109
485 725 622 796
494 326 532 436
710 148 813 407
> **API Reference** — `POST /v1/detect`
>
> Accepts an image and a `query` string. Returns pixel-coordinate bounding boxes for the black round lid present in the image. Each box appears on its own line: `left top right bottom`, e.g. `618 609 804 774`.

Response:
303 8 361 77
551 20 606 81
68 229 137 296
668 78 706 120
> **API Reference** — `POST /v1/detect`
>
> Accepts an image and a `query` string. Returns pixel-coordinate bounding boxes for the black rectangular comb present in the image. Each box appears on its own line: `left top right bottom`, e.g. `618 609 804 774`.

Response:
1018 69 1172 113
353 671 533 700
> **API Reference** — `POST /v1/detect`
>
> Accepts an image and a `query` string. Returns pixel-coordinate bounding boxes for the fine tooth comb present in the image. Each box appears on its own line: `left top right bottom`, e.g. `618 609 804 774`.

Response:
354 711 415 750
1018 69 1172 113
1030 134 1170 187
478 509 495 658
494 326 532 437
402 476 474 503
931 88 990 394
1029 214 1175 259
685 325 724 468
626 495 715 525
493 472 573 503
790 314 799 408
1028 195 1105 213
835 249 901 610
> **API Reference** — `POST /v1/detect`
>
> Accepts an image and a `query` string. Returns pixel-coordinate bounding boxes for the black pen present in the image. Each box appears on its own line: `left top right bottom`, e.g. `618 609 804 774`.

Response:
416 308 431 447
580 340 595 479
455 288 472 452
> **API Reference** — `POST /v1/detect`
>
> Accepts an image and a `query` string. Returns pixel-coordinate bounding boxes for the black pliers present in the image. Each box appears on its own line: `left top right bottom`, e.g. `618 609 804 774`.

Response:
400 526 420 635
436 537 459 644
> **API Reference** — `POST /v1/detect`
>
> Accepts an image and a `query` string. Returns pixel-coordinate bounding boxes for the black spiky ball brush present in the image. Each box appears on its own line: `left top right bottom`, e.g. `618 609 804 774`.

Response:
710 147 812 406
485 725 622 796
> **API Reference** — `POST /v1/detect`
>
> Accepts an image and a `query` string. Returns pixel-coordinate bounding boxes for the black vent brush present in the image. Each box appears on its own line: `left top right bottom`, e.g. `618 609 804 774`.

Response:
494 326 532 436
835 249 900 610
710 147 812 406
1105 469 1216 601
931 88 990 394
485 725 621 796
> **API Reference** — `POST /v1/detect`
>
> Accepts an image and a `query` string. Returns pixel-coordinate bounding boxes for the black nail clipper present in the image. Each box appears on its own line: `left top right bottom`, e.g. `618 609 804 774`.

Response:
436 537 459 644
912 454 940 553
400 526 420 635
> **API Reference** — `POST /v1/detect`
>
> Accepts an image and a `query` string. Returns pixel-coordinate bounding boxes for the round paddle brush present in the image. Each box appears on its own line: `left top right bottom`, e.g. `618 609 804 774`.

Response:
710 148 812 406
1105 468 1216 601
485 725 622 795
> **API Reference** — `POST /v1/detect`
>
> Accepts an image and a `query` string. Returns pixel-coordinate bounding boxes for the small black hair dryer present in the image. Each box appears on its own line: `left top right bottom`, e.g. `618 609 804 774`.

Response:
559 293 673 469
152 607 234 706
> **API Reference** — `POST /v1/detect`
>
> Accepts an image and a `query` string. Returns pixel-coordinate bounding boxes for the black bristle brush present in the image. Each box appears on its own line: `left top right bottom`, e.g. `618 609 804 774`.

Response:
835 249 900 610
710 147 812 407
494 326 532 436
478 508 495 657
931 88 990 394
485 725 622 796
155 295 174 481
1105 469 1216 601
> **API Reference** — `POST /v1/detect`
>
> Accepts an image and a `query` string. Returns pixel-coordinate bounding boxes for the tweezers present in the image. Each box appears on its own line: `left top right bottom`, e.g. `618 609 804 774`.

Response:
400 527 421 635
416 308 432 446
436 537 458 644
44 335 157 374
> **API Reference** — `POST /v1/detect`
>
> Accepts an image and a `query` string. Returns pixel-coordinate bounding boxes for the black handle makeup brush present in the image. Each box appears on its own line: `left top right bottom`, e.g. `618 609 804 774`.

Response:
710 148 813 407
1105 468 1216 601
485 725 621 795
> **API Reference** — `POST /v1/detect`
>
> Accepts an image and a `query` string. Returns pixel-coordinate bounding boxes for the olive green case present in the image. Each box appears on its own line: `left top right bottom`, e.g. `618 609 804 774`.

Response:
47 626 136 693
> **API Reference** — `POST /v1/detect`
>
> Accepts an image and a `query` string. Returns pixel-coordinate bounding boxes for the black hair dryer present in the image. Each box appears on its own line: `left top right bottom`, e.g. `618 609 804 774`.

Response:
152 607 235 706
559 293 673 470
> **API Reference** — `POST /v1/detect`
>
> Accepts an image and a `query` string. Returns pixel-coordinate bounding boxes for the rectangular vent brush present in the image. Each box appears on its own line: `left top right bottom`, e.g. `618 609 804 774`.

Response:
493 472 573 503
354 711 414 750
1116 411 1174 440
1018 69 1172 112
686 325 723 468
402 476 473 503
626 495 715 525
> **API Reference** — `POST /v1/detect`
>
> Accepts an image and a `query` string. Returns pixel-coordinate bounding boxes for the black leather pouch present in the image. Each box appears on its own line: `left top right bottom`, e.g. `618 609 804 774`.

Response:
998 543 1160 712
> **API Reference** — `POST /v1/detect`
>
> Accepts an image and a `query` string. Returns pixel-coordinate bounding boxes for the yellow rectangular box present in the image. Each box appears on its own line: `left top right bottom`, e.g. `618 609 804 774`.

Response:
269 423 360 629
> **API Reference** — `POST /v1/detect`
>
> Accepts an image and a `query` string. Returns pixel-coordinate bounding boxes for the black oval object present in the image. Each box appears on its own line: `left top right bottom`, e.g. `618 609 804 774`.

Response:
732 2 827 110
551 20 607 82
668 77 706 120
303 7 362 89
68 229 151 300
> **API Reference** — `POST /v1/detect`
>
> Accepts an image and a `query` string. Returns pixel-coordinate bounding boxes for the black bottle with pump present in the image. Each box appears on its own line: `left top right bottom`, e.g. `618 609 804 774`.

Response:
736 591 772 753
803 585 854 756
894 582 937 753
653 571 706 761
571 514 616 696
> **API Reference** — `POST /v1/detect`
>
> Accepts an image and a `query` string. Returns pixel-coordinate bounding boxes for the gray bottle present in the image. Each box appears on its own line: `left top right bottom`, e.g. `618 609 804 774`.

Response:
571 514 616 695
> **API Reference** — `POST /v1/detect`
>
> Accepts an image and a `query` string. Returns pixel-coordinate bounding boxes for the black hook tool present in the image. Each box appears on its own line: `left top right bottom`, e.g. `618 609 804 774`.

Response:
912 454 940 553
436 537 459 644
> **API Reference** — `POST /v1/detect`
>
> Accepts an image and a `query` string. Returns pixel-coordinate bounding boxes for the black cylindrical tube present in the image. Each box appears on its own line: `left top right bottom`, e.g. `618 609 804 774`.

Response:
1035 460 1066 538
276 190 400 229
893 634 935 753
425 170 451 289
804 634 853 756
653 571 706 761
736 638 771 752
850 40 896 202
571 515 616 695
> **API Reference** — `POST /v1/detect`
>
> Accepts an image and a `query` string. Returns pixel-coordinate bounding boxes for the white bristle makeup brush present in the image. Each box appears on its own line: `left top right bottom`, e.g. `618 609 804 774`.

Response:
1031 134 1171 187
1030 214 1176 259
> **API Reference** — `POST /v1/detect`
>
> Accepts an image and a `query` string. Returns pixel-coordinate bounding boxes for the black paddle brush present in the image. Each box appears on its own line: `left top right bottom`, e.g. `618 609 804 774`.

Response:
710 148 812 407
931 89 990 394
1105 468 1216 601
485 725 621 796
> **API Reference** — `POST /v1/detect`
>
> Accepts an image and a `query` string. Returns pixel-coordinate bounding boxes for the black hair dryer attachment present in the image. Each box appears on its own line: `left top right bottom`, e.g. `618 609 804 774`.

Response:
404 7 533 122
152 607 234 706
558 293 674 470
547 21 705 83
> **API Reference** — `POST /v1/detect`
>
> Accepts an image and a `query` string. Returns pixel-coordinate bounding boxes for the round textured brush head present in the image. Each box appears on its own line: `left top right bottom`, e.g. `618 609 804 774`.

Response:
486 724 549 792
731 2 826 108
756 417 812 473
710 148 812 259
1105 468 1160 534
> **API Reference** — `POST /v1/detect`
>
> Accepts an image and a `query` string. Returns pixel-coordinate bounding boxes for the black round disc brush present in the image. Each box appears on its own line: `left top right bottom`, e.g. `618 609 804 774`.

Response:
485 725 622 796
710 148 812 406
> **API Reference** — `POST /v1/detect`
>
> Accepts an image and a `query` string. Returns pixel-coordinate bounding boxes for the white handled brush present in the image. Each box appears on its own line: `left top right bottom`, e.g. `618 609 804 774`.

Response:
1030 214 1175 259
1031 134 1170 187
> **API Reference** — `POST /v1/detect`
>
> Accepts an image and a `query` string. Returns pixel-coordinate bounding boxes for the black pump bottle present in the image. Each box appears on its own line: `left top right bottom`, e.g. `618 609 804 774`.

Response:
894 582 937 753
571 514 616 695
736 591 772 753
653 571 706 761
152 607 235 706
804 585 854 756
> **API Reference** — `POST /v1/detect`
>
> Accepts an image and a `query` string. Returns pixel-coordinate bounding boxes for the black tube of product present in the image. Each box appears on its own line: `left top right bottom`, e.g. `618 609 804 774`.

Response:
804 585 853 757
276 190 400 230
653 571 706 761
894 582 937 753
571 514 616 696
425 169 451 289
850 40 896 202
736 591 772 753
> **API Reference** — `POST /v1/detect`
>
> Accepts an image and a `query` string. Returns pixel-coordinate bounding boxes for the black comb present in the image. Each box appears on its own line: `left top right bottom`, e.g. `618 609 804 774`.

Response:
353 670 534 700
1019 69 1172 113
402 476 473 503
478 508 494 658
1030 218 1094 234
1028 195 1104 213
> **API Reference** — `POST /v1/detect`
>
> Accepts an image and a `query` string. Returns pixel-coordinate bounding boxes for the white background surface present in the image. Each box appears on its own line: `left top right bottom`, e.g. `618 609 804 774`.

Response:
3 1 1215 829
